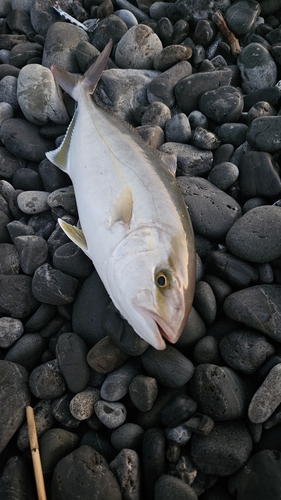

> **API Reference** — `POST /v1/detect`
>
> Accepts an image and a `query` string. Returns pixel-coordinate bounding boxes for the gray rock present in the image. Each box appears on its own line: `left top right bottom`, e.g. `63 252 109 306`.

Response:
165 113 191 143
193 281 217 326
0 243 20 275
29 360 66 399
176 306 206 348
56 332 91 393
94 400 127 428
17 190 50 214
223 284 281 342
217 123 248 147
0 275 38 318
116 0 150 22
87 336 129 373
147 61 192 108
0 317 24 348
14 234 48 274
193 336 222 365
0 102 14 127
40 428 79 477
153 44 192 71
115 9 138 28
155 475 198 500
53 242 93 279
248 363 281 423
47 186 77 215
32 263 78 305
165 423 192 445
160 144 212 176
4 333 48 371
141 345 194 388
42 22 88 71
0 76 18 111
141 101 171 128
247 116 281 152
69 387 100 420
100 362 138 401
0 456 35 500
247 100 277 124
115 24 162 69
192 127 221 150
111 423 144 451
206 251 259 289
110 448 141 500
9 41 43 68
225 0 261 36
129 374 158 411
208 161 239 191
17 64 69 126
238 43 277 93
199 85 243 124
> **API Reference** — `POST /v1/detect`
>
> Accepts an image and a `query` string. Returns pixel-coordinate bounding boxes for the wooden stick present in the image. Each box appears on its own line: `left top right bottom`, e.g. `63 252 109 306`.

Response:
26 406 47 500
215 11 241 57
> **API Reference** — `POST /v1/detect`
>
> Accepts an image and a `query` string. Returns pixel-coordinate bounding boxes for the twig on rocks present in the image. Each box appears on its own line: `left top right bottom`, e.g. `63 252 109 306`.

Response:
215 11 241 57
26 406 47 500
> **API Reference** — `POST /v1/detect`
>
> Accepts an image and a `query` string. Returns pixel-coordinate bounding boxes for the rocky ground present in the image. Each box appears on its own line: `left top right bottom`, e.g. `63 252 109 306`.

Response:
1 0 281 499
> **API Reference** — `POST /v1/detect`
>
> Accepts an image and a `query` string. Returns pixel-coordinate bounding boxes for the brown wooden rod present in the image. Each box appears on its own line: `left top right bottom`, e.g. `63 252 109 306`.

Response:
26 406 47 500
215 11 241 57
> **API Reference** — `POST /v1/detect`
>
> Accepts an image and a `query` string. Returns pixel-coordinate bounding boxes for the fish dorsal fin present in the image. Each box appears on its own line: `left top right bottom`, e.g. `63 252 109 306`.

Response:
45 110 78 171
58 218 88 251
105 187 133 230
83 39 113 95
157 152 177 176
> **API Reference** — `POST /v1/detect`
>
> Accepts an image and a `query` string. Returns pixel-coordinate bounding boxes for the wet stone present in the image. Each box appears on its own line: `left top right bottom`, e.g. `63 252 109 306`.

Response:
155 474 198 500
111 423 144 451
0 275 38 318
14 234 48 274
69 387 100 421
141 345 194 388
189 364 252 421
56 332 91 394
237 43 277 93
208 161 239 191
29 360 66 399
4 333 48 371
94 400 127 429
32 263 78 305
219 330 275 375
248 363 281 424
109 448 141 500
100 362 138 401
199 86 243 124
129 374 158 411
0 317 23 348
191 420 252 477
87 336 129 374
39 428 79 477
160 144 212 176
51 445 122 500
177 177 241 239
223 285 281 342
17 400 55 451
115 24 162 69
225 0 261 37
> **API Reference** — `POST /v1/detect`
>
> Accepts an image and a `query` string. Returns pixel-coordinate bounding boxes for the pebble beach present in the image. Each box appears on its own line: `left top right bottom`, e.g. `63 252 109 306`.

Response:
1 0 281 498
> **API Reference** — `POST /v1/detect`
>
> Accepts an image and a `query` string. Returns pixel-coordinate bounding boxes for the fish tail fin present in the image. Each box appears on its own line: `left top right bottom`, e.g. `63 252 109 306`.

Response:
50 39 113 100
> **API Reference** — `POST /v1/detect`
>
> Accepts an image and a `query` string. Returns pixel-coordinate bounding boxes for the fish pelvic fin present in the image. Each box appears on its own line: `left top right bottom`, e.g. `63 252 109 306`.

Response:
46 110 78 171
58 218 88 252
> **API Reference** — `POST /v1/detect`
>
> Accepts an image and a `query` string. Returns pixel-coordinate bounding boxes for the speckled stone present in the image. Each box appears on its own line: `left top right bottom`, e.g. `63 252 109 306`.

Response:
94 400 127 429
248 363 281 423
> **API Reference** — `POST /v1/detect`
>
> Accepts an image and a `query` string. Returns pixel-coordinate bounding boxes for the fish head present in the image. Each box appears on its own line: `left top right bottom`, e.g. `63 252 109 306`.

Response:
107 226 195 350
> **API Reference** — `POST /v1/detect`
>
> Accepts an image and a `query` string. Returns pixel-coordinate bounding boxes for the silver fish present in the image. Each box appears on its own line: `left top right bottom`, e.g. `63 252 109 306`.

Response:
46 40 196 350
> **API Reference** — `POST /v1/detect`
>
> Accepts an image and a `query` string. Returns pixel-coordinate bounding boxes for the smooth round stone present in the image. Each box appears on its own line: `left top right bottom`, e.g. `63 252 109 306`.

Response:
0 317 23 348
47 186 77 215
129 374 158 411
175 69 233 115
155 474 198 500
42 22 88 71
160 144 212 176
165 113 191 143
208 161 239 191
115 9 138 28
141 345 194 388
53 242 93 278
90 15 129 52
0 147 24 183
32 263 78 305
6 220 34 243
0 275 38 318
206 251 258 288
0 456 35 499
111 423 144 451
69 387 100 420
17 190 49 215
25 303 56 332
0 76 18 111
17 400 54 451
94 400 127 429
72 271 111 344
223 285 281 342
177 176 241 239
217 123 248 147
199 86 243 123
4 333 47 371
153 44 192 71
141 101 171 129
219 330 275 375
39 428 79 477
9 41 43 68
161 394 197 428
0 243 20 275
109 448 141 500
87 336 129 373
188 110 208 129
51 393 80 429
226 206 281 263
0 118 54 162
0 211 10 243
116 0 150 21
142 428 165 494
248 363 281 423
242 197 268 213
192 127 221 150
191 421 252 476
247 101 277 124
100 362 138 401
51 446 121 500
203 274 233 309
115 24 162 69
193 336 222 365
156 17 173 46
0 360 30 454
247 115 281 152
13 168 43 191
257 262 274 284
176 306 206 348
189 363 252 421
193 18 215 46
14 235 48 274
165 423 192 446
239 151 281 199
136 125 165 149
193 281 217 326
238 43 277 93
29 360 66 399
147 61 192 108
39 158 70 192
56 332 90 393
228 449 281 500
225 0 261 36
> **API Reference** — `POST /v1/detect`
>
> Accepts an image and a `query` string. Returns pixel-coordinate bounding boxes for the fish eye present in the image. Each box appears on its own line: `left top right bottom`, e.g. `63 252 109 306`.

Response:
155 270 171 289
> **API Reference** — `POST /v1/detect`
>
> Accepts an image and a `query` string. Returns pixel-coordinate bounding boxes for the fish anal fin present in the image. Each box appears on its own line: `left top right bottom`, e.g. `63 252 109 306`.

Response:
158 151 177 176
58 218 88 251
105 187 133 230
45 110 78 171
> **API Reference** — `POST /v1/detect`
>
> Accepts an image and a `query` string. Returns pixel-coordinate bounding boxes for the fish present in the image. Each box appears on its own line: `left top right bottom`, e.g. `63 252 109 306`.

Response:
46 39 196 350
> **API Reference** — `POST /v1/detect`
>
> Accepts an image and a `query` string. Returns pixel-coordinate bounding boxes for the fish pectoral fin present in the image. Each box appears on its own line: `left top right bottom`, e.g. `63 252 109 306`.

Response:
158 152 177 176
58 218 88 251
105 187 133 230
45 110 78 171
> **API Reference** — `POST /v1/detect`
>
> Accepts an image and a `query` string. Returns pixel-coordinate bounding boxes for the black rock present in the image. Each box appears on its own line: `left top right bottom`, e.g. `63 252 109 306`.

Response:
129 374 158 411
51 393 80 429
101 362 139 401
80 430 117 463
87 336 129 374
17 400 55 451
199 86 243 124
238 151 281 199
39 428 79 477
141 345 194 388
14 234 48 274
142 428 165 500
161 394 197 427
0 242 20 274
5 333 48 371
56 332 91 393
29 360 66 399
155 474 198 500
0 456 36 500
110 423 144 451
0 275 38 318
32 263 78 305
53 242 94 278
24 303 56 332
205 251 259 288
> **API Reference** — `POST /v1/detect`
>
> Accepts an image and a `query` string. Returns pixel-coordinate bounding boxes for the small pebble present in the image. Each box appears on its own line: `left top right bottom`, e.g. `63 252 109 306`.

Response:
109 448 141 500
69 387 100 421
155 474 198 500
94 400 127 429
0 317 24 348
32 263 78 305
192 127 221 150
14 234 48 274
129 374 158 411
87 336 129 374
111 423 144 451
29 360 66 399
141 345 194 388
248 363 281 424
208 161 239 191
238 43 277 93
56 332 91 393
100 362 138 401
